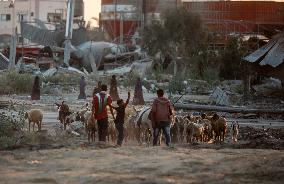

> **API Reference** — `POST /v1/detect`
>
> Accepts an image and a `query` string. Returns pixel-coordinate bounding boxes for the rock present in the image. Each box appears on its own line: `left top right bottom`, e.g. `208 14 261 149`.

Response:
70 121 85 134
17 63 40 74
252 77 282 96
71 130 80 137
210 87 230 105
43 68 57 78
210 87 242 106
142 86 147 93
57 66 85 76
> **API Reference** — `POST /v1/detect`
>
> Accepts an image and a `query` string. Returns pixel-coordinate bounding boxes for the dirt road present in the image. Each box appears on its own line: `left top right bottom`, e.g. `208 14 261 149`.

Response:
1 146 283 184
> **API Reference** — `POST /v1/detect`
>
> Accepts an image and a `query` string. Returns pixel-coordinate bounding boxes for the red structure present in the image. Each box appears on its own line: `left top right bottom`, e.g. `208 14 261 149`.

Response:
100 0 141 41
100 0 180 42
183 1 284 37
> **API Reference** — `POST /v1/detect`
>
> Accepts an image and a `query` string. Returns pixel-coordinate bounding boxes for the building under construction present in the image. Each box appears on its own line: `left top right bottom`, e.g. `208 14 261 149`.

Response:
183 0 284 38
100 0 284 43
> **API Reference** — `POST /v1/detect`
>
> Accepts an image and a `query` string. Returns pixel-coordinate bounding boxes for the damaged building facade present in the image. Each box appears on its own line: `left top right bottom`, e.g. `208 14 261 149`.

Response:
0 0 84 47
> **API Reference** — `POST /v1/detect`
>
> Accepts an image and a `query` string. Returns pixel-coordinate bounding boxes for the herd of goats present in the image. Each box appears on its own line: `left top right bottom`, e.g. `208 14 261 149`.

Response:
24 101 240 145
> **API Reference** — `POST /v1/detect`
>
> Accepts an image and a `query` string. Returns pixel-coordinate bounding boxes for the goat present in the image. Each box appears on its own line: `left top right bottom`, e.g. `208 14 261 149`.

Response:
86 115 96 142
231 121 239 142
210 114 227 142
55 101 72 130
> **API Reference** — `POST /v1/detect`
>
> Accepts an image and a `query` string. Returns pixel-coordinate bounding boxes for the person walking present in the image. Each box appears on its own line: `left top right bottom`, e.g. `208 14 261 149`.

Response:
78 76 87 99
151 89 173 147
31 76 40 100
111 92 130 146
133 77 145 105
92 84 114 141
93 81 102 97
110 75 120 101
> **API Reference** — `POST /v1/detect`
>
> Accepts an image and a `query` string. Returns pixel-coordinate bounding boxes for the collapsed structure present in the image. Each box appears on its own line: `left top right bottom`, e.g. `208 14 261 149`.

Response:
243 32 284 85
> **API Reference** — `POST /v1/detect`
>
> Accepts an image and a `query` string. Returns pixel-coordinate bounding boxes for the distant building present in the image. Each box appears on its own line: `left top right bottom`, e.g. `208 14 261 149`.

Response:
182 0 284 38
100 0 284 44
0 0 84 47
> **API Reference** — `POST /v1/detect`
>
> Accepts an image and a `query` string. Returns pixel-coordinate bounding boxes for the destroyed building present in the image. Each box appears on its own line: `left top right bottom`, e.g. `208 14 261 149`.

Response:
243 32 284 87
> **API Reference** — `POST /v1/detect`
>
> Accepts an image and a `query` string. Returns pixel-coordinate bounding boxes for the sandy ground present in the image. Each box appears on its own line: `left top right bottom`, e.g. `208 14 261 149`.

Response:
0 145 283 184
1 92 284 184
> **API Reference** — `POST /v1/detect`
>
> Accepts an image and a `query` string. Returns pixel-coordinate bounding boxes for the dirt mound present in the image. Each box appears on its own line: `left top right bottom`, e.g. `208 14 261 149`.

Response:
238 126 284 149
2 130 75 150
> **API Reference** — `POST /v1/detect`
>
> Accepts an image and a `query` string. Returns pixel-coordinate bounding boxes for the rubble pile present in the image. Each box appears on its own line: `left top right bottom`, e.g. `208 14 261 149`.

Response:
210 80 243 106
252 77 283 97
187 79 211 95
238 126 284 149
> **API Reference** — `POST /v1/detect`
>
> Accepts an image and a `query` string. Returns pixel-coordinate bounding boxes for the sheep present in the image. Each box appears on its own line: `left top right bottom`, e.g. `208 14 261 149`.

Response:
25 109 43 132
210 114 227 142
231 121 239 142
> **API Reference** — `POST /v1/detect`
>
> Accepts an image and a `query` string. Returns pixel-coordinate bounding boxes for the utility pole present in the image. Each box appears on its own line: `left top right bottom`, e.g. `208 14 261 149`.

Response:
9 27 17 70
63 0 75 67
120 13 123 44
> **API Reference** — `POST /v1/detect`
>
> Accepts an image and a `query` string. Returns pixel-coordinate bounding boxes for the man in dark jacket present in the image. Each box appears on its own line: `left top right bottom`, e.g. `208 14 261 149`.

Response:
151 89 173 147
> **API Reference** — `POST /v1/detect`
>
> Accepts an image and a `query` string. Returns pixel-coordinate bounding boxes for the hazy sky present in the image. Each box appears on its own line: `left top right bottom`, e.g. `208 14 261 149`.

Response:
84 0 101 23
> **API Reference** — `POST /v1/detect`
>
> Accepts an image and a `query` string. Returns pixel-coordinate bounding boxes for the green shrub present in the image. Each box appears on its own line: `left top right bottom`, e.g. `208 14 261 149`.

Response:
0 71 33 94
0 106 26 149
203 67 219 84
122 69 141 87
169 74 187 94
44 74 81 85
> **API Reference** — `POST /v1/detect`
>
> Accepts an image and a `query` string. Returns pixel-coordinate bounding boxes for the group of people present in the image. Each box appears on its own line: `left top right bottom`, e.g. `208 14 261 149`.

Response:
31 74 174 147
91 82 173 147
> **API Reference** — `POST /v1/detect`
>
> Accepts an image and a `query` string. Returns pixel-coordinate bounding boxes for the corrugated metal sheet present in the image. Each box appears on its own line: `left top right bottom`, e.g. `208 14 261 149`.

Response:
243 40 277 63
0 52 9 70
259 35 284 67
243 33 284 68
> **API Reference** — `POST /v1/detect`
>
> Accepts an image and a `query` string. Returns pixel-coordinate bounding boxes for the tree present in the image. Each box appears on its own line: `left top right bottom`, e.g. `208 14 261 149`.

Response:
219 37 245 80
142 7 208 58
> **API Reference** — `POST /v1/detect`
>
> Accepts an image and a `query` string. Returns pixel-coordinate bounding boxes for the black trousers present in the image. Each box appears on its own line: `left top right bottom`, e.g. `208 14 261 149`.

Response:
97 118 109 142
115 123 124 146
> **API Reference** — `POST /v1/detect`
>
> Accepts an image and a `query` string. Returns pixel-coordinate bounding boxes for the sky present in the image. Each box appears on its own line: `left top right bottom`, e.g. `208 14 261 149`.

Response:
84 0 101 25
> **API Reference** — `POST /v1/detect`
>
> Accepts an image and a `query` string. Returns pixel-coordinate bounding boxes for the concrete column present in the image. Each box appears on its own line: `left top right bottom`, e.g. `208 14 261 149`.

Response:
9 27 17 70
